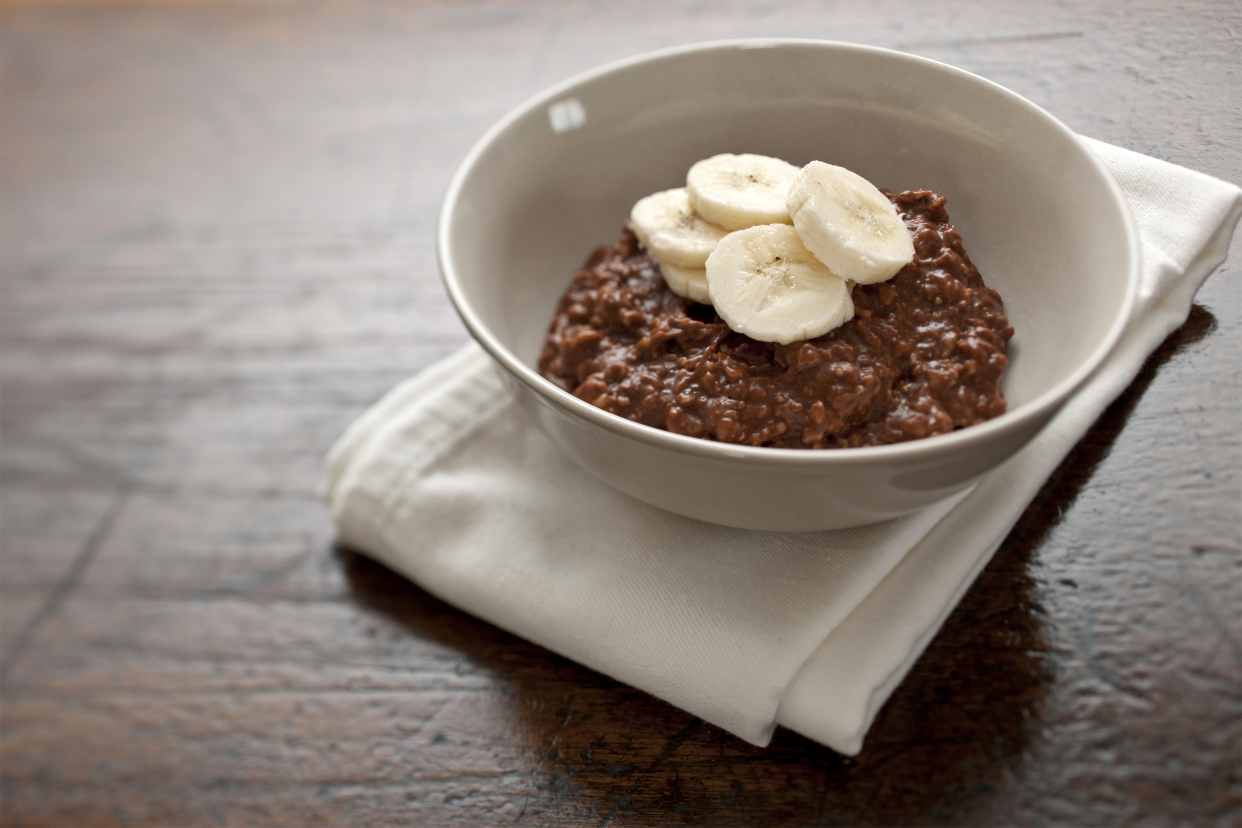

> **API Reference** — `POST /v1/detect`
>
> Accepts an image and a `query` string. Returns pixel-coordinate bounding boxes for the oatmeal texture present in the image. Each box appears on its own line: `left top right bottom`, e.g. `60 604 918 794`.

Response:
538 190 1014 449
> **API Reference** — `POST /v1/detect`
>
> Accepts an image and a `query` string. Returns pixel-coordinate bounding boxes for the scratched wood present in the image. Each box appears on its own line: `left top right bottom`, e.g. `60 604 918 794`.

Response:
1 1 1239 825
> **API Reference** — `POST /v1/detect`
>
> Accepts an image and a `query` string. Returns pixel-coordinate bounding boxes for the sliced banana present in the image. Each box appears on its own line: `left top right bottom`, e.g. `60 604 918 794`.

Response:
658 261 710 304
786 161 915 285
686 153 800 231
630 188 729 268
706 224 853 345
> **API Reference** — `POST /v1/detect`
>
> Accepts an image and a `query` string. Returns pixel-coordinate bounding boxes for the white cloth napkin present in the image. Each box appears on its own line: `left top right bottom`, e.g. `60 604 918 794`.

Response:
322 139 1240 755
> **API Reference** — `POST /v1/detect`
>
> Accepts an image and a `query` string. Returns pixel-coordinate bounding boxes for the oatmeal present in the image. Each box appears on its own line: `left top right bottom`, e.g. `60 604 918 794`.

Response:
539 190 1012 449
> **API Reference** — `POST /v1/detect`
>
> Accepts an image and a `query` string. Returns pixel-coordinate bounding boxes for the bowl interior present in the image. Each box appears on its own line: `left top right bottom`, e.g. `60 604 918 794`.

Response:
444 41 1133 428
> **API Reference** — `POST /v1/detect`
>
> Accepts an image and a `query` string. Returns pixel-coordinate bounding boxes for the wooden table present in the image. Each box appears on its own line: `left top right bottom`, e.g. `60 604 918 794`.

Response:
2 2 1238 825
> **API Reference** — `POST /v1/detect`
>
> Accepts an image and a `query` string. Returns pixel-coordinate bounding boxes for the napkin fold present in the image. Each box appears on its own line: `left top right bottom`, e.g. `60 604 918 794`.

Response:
323 139 1240 755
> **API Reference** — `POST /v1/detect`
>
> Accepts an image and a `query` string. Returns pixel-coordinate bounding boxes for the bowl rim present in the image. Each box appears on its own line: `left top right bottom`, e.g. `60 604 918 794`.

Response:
437 38 1140 467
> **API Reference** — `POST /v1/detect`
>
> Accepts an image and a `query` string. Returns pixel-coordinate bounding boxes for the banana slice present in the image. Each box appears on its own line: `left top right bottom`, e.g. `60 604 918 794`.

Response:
658 261 710 304
686 153 800 231
786 161 915 285
705 224 853 344
630 188 729 268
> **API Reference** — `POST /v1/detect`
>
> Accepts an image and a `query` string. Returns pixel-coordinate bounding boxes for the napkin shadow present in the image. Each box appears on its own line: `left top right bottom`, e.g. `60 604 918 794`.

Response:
331 303 1216 825
334 529 1050 824
1008 301 1216 544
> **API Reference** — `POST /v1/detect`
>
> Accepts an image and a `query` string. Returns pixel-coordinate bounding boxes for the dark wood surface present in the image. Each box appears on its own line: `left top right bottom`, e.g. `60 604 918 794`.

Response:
1 2 1238 825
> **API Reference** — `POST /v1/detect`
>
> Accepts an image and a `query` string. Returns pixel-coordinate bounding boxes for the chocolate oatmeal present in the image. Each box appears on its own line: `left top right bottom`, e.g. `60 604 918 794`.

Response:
538 190 1013 449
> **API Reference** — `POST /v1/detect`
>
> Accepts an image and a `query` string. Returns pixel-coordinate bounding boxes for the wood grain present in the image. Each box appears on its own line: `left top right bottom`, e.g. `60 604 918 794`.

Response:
1 1 1239 825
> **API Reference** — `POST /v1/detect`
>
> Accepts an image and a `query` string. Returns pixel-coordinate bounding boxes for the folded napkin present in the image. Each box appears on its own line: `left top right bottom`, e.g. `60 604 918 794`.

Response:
323 138 1241 755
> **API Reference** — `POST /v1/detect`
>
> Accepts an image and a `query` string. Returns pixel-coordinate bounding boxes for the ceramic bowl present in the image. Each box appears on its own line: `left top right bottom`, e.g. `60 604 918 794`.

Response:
438 39 1138 532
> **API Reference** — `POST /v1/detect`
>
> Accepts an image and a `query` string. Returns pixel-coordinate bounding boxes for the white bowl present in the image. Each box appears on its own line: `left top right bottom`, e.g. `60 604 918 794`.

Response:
438 39 1138 532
